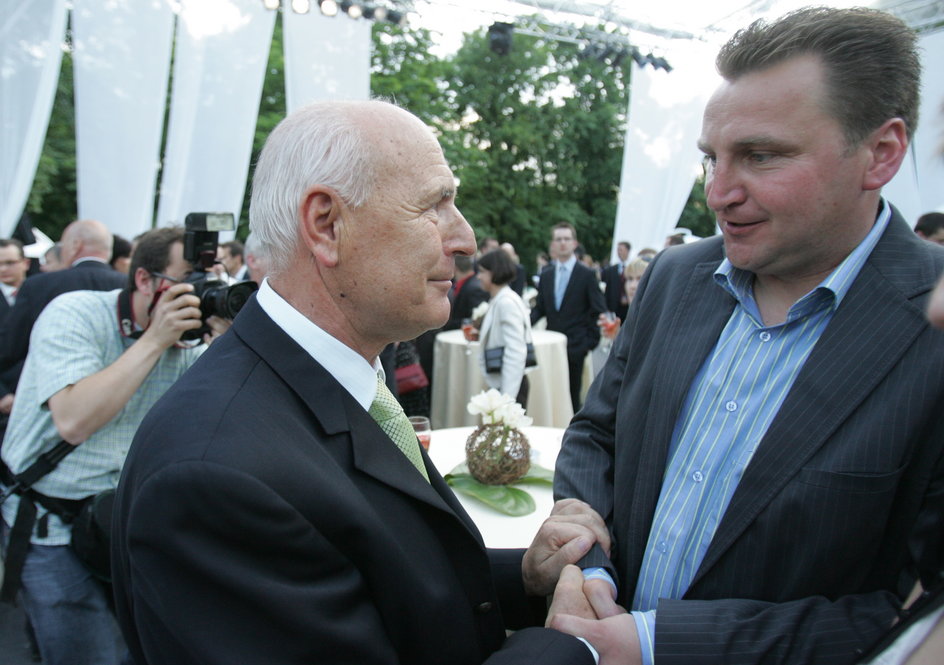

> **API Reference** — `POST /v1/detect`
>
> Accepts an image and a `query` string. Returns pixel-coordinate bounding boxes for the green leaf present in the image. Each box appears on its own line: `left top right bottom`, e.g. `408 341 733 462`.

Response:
514 463 554 485
445 473 536 516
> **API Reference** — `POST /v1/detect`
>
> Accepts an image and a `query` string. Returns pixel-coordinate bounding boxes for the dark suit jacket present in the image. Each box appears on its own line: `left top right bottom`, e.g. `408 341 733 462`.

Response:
554 211 944 665
531 261 605 357
0 260 126 390
112 297 592 665
601 262 628 322
445 273 489 331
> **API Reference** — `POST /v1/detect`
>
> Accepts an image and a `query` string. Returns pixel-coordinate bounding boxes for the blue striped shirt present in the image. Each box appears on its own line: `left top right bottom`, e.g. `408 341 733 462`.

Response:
629 203 891 664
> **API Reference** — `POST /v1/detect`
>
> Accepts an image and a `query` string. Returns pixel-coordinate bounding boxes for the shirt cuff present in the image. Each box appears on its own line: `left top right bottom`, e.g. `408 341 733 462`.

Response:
576 637 600 664
631 610 656 665
582 566 618 596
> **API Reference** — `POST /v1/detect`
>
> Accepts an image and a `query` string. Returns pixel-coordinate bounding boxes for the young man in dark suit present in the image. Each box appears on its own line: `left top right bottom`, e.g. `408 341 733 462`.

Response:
601 240 631 322
112 101 610 665
539 8 944 665
531 222 606 412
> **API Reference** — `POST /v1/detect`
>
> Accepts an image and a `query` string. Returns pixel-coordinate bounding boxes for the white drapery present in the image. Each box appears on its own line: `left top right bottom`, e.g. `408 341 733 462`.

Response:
283 10 371 112
610 40 719 258
0 0 68 237
72 0 175 241
155 0 275 234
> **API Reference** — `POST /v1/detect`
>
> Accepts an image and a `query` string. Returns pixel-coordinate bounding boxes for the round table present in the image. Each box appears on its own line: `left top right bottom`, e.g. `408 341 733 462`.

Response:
430 329 574 430
426 426 564 549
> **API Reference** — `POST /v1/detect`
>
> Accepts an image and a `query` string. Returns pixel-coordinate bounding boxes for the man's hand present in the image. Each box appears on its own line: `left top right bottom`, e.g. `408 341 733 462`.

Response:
547 564 597 623
522 499 611 596
549 612 640 665
141 283 202 349
0 393 14 414
203 315 232 346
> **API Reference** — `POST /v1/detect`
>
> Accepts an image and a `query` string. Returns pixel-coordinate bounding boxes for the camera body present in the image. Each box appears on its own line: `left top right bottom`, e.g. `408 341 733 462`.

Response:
181 213 257 340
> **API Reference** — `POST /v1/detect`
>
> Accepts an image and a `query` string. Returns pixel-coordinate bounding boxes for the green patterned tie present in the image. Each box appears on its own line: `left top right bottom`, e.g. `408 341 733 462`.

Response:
368 373 429 482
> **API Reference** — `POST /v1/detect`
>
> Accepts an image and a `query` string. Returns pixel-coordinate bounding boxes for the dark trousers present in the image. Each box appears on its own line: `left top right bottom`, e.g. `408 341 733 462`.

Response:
516 375 530 410
566 352 585 413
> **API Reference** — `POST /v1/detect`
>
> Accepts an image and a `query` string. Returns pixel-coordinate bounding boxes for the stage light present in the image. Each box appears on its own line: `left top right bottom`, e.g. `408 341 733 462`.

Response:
291 0 310 13
631 48 647 67
319 0 338 16
371 6 387 21
340 1 362 18
386 9 403 24
262 0 281 10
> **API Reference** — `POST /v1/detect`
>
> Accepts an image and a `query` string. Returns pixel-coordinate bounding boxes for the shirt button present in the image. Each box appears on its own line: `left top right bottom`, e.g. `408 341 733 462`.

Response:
657 542 668 554
474 602 493 614
692 471 704 483
725 400 738 412
759 331 771 342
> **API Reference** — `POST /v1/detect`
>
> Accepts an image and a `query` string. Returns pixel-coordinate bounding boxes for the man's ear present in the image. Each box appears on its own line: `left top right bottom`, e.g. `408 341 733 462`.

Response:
299 185 346 267
862 118 908 191
133 267 153 294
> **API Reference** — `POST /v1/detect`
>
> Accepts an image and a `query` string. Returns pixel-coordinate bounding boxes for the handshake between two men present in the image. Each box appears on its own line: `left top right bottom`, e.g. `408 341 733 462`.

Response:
523 498 642 665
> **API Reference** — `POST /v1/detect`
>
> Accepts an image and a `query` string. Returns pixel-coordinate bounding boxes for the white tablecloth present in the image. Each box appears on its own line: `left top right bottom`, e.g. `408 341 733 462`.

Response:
430 329 574 430
427 426 564 549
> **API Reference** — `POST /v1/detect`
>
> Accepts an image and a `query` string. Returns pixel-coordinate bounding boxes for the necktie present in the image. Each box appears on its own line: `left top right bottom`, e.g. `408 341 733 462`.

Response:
555 264 568 310
368 373 429 481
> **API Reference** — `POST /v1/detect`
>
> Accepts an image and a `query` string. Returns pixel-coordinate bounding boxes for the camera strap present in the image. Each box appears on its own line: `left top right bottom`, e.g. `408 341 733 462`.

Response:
116 288 144 340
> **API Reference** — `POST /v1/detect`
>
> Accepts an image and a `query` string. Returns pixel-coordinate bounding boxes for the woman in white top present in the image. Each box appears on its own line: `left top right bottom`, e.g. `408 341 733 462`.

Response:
477 249 534 407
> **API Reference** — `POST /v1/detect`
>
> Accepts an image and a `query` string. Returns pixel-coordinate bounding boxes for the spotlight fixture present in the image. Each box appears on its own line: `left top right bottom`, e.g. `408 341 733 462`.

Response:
291 0 310 13
487 22 514 56
340 0 362 18
650 55 672 72
371 6 387 21
262 0 281 9
319 0 338 16
386 9 403 24
630 47 647 67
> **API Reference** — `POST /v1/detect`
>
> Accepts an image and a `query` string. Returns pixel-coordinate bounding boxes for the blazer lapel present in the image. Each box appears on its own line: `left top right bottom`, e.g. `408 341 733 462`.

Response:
691 214 938 584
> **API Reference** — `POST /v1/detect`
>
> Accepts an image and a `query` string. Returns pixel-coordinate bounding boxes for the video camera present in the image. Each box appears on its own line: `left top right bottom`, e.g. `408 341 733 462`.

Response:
181 212 257 340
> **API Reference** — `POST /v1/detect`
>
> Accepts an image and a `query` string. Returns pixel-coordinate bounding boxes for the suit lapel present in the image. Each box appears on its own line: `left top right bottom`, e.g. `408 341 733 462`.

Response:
233 298 484 539
691 214 939 584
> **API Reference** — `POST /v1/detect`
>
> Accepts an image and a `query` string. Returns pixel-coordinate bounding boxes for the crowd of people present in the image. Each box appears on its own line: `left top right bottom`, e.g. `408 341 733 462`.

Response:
1 5 943 665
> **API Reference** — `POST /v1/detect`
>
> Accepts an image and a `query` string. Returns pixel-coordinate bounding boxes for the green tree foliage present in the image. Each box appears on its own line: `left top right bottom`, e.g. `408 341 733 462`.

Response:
27 48 77 241
677 173 717 239
442 25 632 269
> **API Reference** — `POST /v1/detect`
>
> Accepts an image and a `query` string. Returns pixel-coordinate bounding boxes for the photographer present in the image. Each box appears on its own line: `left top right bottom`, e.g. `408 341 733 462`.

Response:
0 226 229 665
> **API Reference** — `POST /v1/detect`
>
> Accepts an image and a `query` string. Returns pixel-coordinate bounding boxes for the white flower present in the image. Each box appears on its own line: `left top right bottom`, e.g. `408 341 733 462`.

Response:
466 389 532 427
470 301 490 322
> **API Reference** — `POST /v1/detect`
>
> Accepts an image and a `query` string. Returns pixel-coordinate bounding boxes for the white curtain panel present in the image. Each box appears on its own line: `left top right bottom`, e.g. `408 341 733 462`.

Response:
156 0 275 234
0 0 68 236
72 0 175 240
611 40 719 258
283 10 371 112
914 30 944 214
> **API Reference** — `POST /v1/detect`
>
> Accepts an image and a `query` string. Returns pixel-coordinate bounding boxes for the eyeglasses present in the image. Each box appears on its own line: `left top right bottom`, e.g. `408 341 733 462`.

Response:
150 271 185 284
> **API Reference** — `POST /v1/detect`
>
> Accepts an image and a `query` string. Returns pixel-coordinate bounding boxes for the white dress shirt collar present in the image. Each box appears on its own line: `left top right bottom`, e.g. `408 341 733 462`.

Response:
255 278 381 411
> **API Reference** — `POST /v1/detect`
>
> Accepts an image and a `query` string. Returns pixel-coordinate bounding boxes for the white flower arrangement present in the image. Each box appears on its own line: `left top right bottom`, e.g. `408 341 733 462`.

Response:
470 300 490 323
466 389 533 429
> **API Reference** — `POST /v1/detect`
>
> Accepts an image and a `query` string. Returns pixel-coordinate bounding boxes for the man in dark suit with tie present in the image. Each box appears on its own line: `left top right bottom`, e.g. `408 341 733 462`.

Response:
532 222 606 412
601 240 631 322
0 219 125 391
539 8 944 665
0 239 30 437
111 100 609 665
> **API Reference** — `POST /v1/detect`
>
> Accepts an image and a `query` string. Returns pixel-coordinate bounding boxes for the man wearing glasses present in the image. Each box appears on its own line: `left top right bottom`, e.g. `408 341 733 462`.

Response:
0 226 229 665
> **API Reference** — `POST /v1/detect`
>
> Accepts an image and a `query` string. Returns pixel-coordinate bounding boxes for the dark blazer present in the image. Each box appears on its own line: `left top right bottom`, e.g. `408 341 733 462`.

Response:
112 297 592 665
554 210 944 665
445 273 489 331
601 262 628 322
531 261 605 356
0 260 126 389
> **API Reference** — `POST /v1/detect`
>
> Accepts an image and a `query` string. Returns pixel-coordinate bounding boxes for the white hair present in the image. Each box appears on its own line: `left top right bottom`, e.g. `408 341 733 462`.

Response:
248 101 377 276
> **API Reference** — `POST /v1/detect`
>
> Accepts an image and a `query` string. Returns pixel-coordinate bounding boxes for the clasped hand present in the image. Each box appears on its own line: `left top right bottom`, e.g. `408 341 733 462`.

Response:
546 565 640 665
